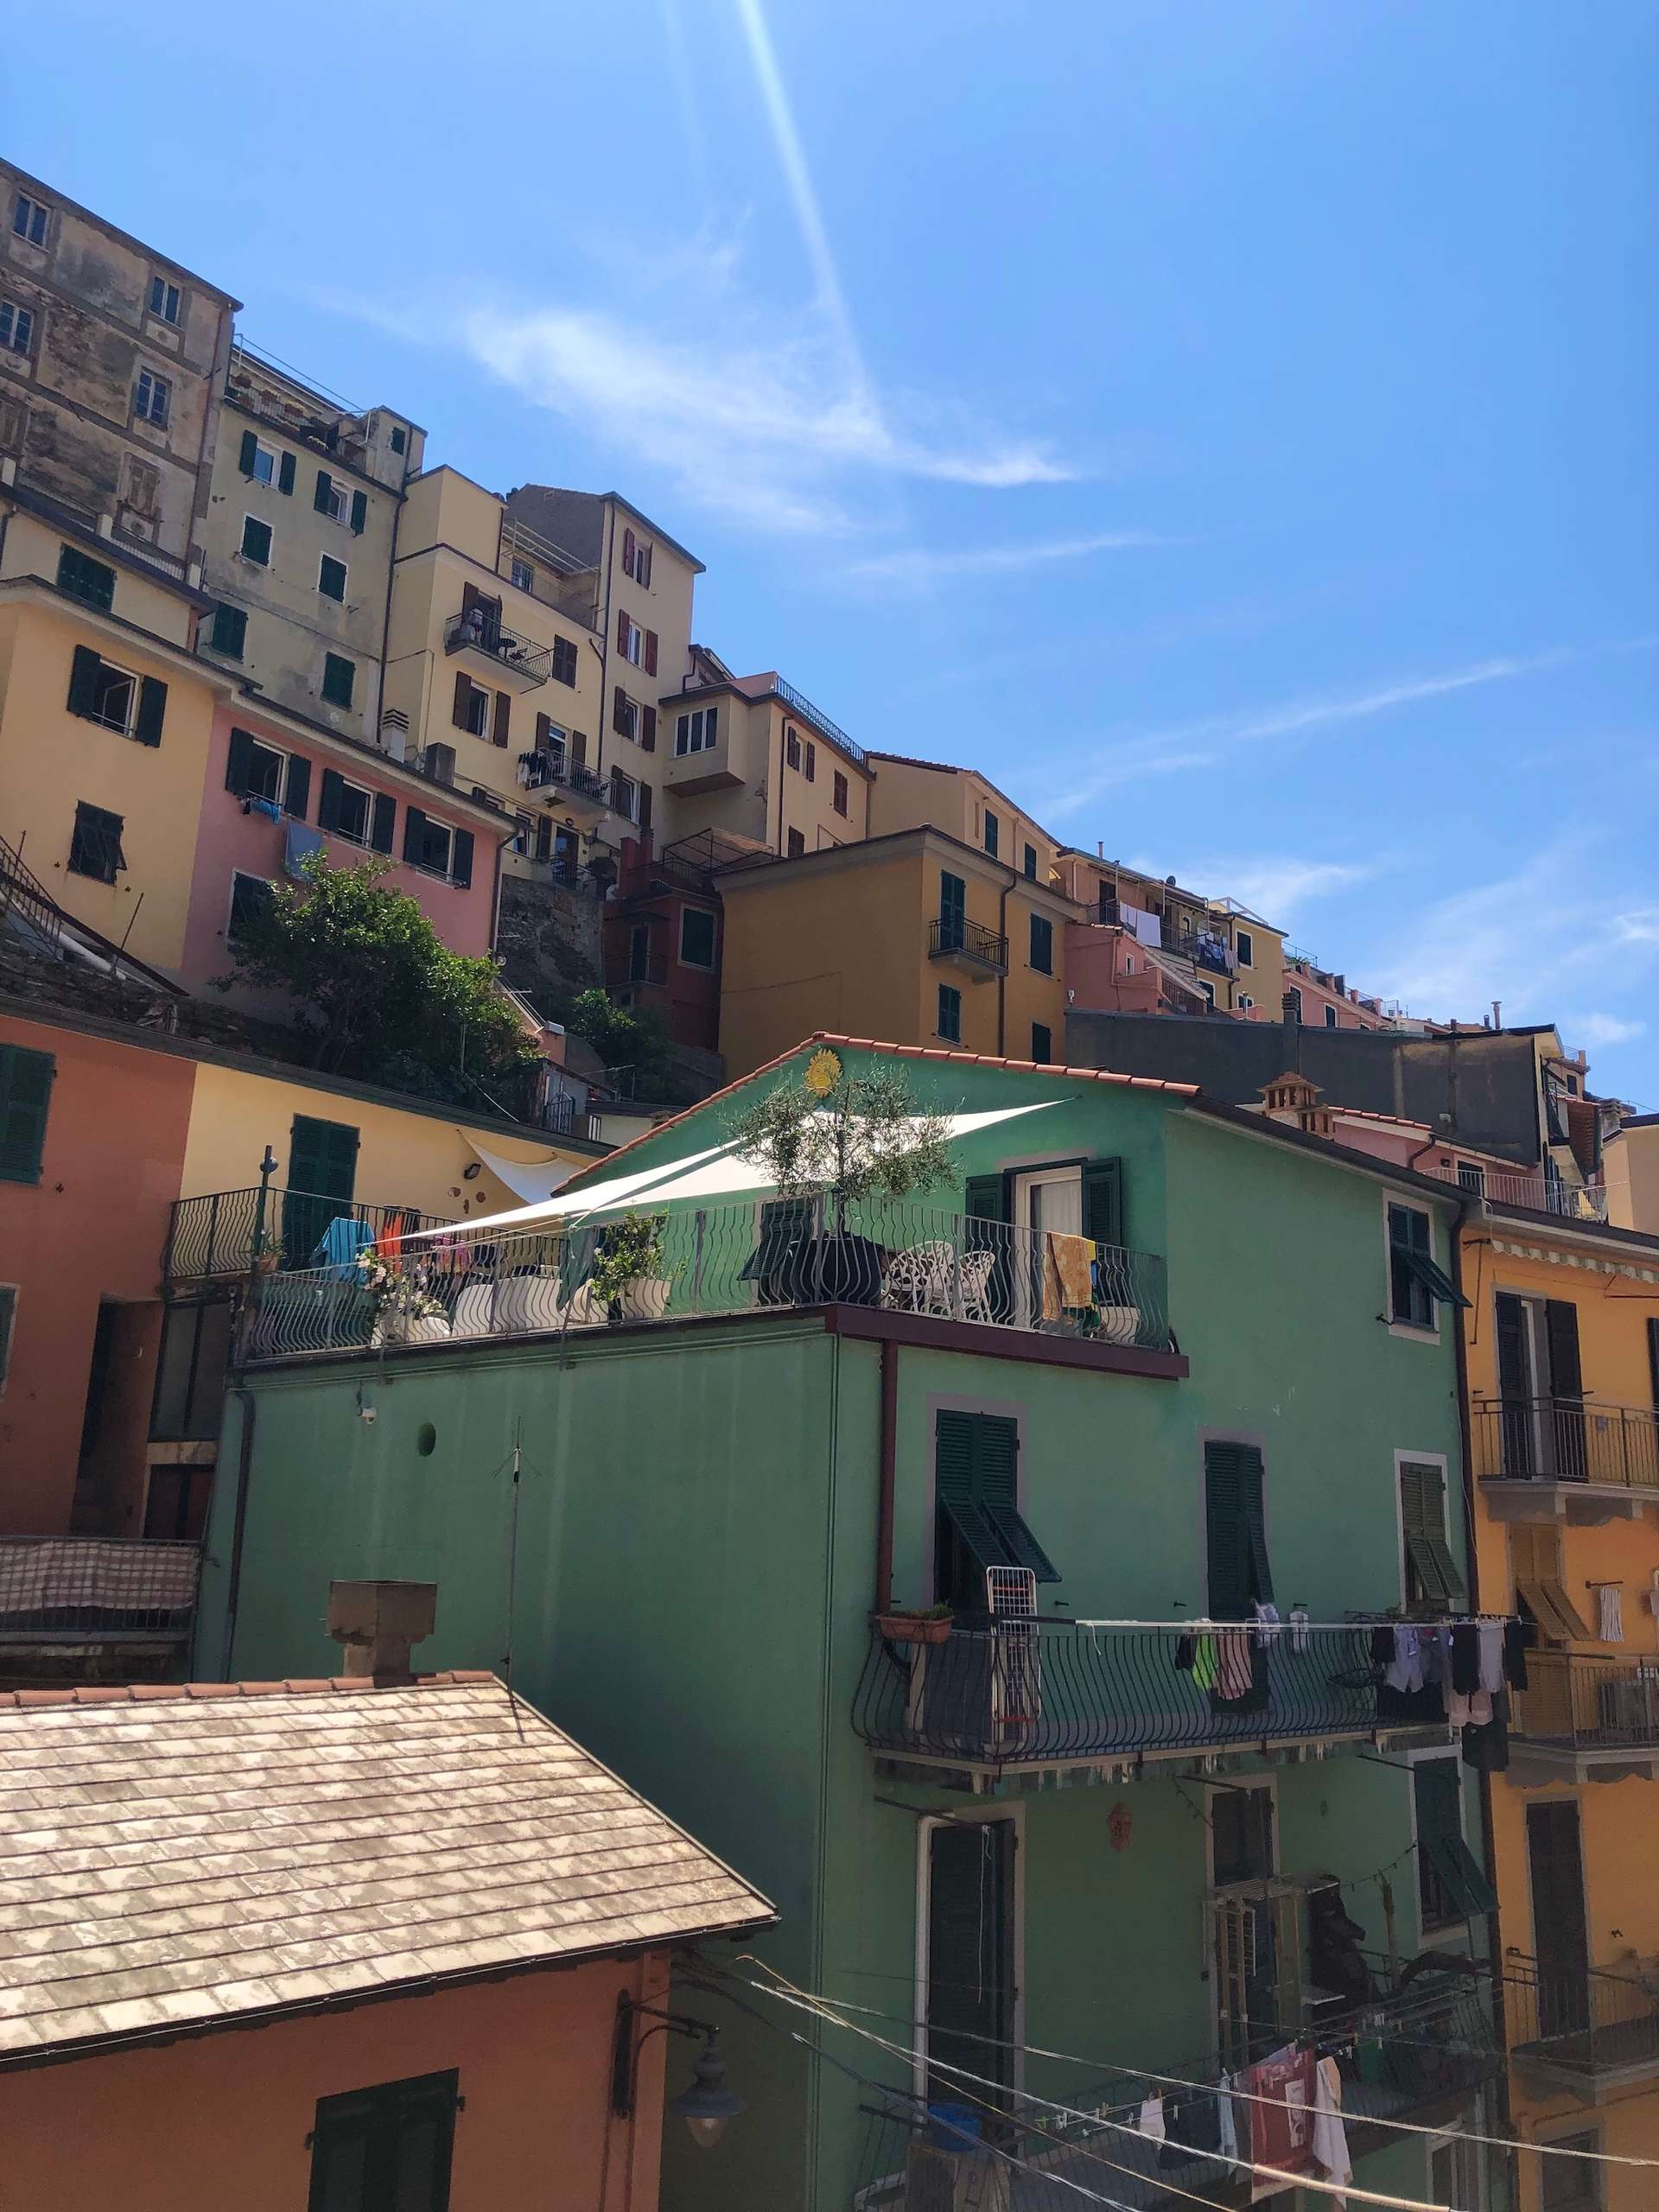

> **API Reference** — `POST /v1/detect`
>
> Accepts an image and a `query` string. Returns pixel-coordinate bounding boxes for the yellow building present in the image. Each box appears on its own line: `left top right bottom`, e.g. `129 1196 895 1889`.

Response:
660 649 873 857
1460 1198 1659 2204
715 825 1077 1078
867 751 1063 887
1055 850 1285 1018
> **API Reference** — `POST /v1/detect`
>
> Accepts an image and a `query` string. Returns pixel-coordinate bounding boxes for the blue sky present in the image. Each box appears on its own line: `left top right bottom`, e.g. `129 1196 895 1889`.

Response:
12 2 1658 1097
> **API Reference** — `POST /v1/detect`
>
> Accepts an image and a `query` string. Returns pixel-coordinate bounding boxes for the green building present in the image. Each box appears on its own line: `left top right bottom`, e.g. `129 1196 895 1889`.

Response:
198 1037 1503 2210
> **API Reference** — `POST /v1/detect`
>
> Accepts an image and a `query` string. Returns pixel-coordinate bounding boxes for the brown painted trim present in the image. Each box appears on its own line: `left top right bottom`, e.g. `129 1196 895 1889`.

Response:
822 1304 1189 1378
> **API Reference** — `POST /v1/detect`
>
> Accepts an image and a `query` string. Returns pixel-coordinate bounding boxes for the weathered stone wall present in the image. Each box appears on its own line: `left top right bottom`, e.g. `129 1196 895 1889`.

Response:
494 873 605 1017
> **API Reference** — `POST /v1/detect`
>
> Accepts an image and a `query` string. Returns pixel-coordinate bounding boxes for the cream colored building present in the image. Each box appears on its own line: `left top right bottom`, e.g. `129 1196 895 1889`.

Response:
659 649 873 858
868 752 1064 887
0 163 238 591
198 343 423 747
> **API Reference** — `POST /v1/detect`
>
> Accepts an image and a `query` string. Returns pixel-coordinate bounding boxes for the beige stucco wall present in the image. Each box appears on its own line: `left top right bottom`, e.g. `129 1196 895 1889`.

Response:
1602 1125 1659 1236
869 756 1061 883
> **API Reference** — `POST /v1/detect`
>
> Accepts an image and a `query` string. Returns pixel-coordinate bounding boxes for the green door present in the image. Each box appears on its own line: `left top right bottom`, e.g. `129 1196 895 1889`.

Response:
283 1116 360 1266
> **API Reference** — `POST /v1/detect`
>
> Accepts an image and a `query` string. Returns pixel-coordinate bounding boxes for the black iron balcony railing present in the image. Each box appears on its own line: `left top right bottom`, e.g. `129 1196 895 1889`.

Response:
1513 1650 1659 1753
1506 1953 1659 2081
518 749 608 804
241 1200 1173 1363
0 1536 200 1643
0 829 63 951
852 1617 1471 1775
1471 1395 1659 1491
929 916 1008 971
443 610 554 685
164 1187 454 1282
772 677 867 766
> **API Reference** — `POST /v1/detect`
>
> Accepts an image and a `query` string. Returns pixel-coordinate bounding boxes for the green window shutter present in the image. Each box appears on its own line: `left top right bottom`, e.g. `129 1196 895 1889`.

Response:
57 546 116 610
349 489 367 535
975 1415 1058 1582
134 675 166 747
314 469 334 515
67 645 101 719
209 603 246 658
283 756 310 821
1083 1159 1123 1249
1401 1460 1465 1606
277 450 296 496
317 769 344 833
370 793 395 854
1546 1300 1584 1400
451 829 473 890
321 654 354 709
238 429 258 476
1205 1442 1271 1617
403 807 427 864
963 1173 1006 1224
288 1115 359 1202
226 727 254 794
0 1045 55 1185
939 870 966 935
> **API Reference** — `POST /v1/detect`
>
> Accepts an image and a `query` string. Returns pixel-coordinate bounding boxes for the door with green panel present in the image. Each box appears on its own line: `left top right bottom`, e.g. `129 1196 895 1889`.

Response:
282 1115 360 1267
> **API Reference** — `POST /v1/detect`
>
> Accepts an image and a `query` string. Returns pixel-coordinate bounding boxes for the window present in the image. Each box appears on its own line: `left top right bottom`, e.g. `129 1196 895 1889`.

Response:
510 557 534 592
1236 929 1254 968
120 454 160 520
615 610 658 674
933 1408 1056 1611
1205 1440 1272 1621
317 554 347 603
226 729 289 808
227 871 274 944
786 826 805 858
680 906 716 969
0 1045 54 1185
453 674 492 739
133 368 169 426
833 769 849 817
609 768 638 823
148 275 181 325
149 1300 232 1444
423 742 456 785
1028 912 1053 975
239 514 272 565
1199 981 1215 1007
550 635 578 687
937 983 962 1042
1238 994 1255 1012
0 1284 15 1390
0 298 32 354
785 726 802 771
1539 2130 1601 2212
1023 842 1038 880
1211 1783 1275 1886
621 527 652 586
1412 1757 1491 1929
68 801 125 885
307 2069 458 2212
1031 1022 1052 1065
56 544 115 611
612 686 639 741
67 647 167 742
1387 1203 1464 1330
1510 1524 1592 1643
315 470 348 523
321 653 355 709
1399 1459 1464 1609
1285 985 1303 1023
406 812 454 878
320 772 382 849
390 424 407 455
983 808 1000 858
676 706 719 755
208 603 246 659
804 741 816 784
938 870 967 949
1325 1003 1338 1029
12 193 48 246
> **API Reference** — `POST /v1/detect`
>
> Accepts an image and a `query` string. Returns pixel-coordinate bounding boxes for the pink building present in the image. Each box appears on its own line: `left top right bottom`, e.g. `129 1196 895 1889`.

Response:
181 702 508 988
1274 956 1396 1032
1064 920 1215 1017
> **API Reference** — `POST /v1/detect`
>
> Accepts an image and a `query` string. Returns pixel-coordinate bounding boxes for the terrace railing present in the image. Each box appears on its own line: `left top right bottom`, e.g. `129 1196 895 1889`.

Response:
240 1200 1173 1363
1512 1651 1659 1753
0 1536 199 1643
1471 1395 1659 1491
443 610 554 686
928 916 1009 971
1426 1163 1609 1220
164 1187 454 1284
852 1617 1475 1774
1506 1953 1659 2080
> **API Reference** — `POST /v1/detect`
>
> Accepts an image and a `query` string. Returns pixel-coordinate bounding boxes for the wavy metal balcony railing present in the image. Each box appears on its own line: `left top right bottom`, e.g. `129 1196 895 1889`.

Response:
1513 1651 1659 1752
1471 1395 1659 1491
852 1617 1470 1773
164 1188 454 1282
442 610 554 686
1506 1954 1659 2081
0 1537 199 1643
240 1199 1172 1363
928 916 1009 970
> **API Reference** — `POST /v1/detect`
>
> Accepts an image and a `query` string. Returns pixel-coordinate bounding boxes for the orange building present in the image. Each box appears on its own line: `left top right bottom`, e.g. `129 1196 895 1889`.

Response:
0 1587 774 2212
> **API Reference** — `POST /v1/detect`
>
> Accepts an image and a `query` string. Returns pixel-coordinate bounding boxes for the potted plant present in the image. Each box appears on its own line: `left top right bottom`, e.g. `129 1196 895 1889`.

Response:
875 1602 955 1646
358 1249 451 1346
587 1210 674 1323
251 1228 285 1276
727 1051 955 1304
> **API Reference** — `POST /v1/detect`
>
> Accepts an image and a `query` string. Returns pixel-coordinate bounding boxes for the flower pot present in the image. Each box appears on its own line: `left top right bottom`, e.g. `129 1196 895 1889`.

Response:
617 1276 671 1323
877 1612 953 1646
371 1309 451 1348
1092 1304 1141 1346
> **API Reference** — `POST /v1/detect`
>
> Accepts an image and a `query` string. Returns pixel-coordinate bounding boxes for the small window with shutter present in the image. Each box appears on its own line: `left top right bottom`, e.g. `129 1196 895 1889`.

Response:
55 545 115 611
0 1044 55 1185
1510 1523 1592 1643
1205 1441 1272 1622
1398 1459 1464 1610
208 604 246 659
933 1409 1058 1611
67 802 126 885
321 654 355 709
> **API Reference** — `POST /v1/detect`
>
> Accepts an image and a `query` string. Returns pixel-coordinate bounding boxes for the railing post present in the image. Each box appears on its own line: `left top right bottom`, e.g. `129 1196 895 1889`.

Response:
692 1208 706 1312
206 1192 220 1278
951 1217 963 1321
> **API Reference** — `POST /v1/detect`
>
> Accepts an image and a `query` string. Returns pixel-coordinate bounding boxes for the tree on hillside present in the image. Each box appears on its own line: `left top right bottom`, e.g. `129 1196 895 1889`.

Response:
565 987 677 1102
218 854 541 1109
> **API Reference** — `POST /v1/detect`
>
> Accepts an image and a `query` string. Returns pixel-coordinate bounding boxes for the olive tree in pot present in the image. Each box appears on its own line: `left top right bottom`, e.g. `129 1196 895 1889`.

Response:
586 1210 674 1323
727 1051 955 1304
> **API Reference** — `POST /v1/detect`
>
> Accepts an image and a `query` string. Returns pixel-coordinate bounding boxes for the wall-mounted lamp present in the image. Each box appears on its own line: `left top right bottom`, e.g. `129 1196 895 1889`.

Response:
610 1993 746 2151
462 1161 483 1181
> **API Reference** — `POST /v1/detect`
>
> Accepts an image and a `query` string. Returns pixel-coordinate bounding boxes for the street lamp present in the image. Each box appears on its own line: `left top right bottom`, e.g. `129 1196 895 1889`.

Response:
611 1993 747 2152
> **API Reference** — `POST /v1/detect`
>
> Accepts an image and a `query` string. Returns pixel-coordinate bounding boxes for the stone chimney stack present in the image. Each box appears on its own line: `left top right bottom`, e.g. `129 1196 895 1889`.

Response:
327 1580 438 1683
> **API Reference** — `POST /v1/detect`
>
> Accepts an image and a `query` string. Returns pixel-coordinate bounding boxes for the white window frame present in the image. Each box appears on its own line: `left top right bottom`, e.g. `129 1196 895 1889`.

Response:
87 657 139 736
410 814 454 880
323 479 351 524
241 736 289 808
1425 2120 1485 2210
238 513 272 567
462 684 491 739
0 298 32 356
678 906 716 970
510 557 534 593
1403 1745 1472 1944
227 868 276 940
675 707 718 757
1325 1003 1339 1029
245 438 276 486
148 276 181 326
317 552 348 603
609 769 638 823
621 615 643 667
330 779 372 846
912 1802 1026 2106
1236 929 1254 968
133 367 170 426
0 1282 16 1393
1238 994 1254 1012
12 193 48 246
1385 1196 1442 1344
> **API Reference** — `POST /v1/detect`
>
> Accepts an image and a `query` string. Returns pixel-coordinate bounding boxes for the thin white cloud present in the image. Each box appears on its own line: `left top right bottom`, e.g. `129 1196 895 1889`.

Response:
1615 908 1659 948
1573 1014 1647 1048
1124 855 1379 927
842 531 1174 590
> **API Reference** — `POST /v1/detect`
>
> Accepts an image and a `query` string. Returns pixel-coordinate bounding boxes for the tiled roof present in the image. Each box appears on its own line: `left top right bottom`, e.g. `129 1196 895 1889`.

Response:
0 1674 773 2063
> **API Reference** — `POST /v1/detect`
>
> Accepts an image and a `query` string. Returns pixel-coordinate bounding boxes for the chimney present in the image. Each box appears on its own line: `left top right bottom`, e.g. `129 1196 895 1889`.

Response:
327 1580 438 1684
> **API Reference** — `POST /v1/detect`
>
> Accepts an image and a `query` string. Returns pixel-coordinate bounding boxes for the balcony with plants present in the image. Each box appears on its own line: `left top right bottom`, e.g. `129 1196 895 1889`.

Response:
163 1187 454 1287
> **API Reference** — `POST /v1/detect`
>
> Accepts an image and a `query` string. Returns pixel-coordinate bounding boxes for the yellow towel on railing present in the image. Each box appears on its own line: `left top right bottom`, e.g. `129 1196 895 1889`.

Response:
1043 1232 1095 1316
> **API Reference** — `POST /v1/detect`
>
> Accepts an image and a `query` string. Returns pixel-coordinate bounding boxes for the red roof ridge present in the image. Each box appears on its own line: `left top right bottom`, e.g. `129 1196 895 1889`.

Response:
0 1669 500 1712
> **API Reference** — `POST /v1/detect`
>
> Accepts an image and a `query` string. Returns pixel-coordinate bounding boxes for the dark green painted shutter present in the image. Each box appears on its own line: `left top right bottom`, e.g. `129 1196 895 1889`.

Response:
210 603 245 658
963 1174 1006 1223
370 793 395 854
0 1045 55 1185
403 807 427 863
1400 1461 1464 1605
317 770 344 833
134 676 166 747
1546 1301 1583 1402
1496 1294 1529 1397
314 469 334 514
963 1173 1010 1320
67 645 101 719
935 1411 1058 1587
226 727 254 794
1084 1160 1123 1249
1205 1441 1271 1617
938 869 966 943
277 450 296 495
1649 1318 1659 1414
349 489 367 535
283 1115 361 1264
451 829 473 889
238 429 257 475
283 755 310 821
